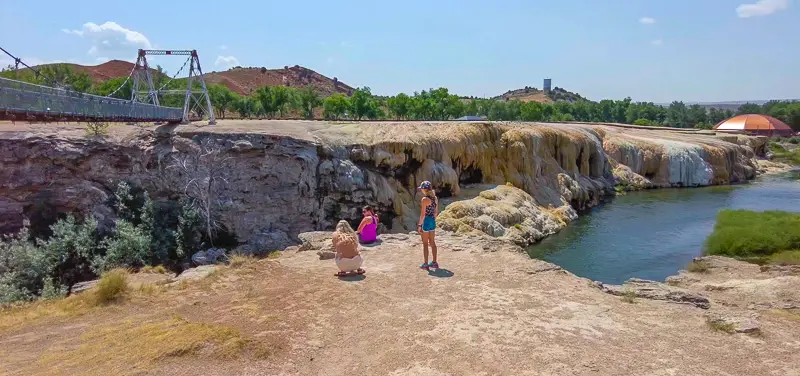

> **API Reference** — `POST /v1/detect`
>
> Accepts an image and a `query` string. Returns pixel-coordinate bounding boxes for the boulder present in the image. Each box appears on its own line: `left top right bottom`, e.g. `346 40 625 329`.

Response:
705 312 761 335
191 248 227 266
171 265 220 284
594 278 711 309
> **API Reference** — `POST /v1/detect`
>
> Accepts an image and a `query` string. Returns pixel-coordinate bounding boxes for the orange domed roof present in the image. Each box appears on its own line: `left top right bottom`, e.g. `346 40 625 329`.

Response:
713 114 792 132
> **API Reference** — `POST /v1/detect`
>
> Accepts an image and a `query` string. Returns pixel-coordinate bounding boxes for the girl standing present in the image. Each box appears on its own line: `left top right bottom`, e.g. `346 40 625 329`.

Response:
417 181 439 270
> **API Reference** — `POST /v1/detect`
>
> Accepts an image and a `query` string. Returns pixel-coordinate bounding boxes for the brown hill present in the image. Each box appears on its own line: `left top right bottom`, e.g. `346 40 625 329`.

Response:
33 60 353 97
33 60 142 83
496 86 587 103
204 65 354 96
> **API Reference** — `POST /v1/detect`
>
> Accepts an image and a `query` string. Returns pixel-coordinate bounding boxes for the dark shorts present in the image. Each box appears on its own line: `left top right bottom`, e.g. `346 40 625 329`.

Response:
358 234 376 245
422 217 436 232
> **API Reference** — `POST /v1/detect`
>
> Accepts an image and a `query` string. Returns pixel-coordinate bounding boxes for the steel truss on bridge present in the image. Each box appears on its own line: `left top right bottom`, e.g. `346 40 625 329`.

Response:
0 47 215 125
132 49 215 125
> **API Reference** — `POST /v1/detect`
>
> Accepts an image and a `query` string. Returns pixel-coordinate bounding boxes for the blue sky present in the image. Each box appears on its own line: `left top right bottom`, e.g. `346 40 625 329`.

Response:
1 0 798 103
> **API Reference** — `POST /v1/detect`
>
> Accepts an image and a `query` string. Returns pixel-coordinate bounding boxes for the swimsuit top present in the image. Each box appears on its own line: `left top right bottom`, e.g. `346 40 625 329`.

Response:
424 196 437 218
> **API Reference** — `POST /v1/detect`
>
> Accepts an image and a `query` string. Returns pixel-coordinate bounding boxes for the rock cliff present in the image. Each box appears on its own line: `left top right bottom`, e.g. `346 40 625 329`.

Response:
0 121 762 252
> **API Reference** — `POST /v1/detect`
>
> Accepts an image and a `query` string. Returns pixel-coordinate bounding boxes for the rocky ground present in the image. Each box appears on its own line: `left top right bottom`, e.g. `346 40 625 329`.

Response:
1 232 798 376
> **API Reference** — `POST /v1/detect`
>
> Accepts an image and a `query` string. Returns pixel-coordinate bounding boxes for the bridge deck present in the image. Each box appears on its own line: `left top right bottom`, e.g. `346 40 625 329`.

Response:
0 77 184 123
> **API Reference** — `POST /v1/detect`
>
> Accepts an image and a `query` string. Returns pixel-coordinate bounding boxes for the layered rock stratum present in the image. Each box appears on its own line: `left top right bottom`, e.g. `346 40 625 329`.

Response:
0 121 763 252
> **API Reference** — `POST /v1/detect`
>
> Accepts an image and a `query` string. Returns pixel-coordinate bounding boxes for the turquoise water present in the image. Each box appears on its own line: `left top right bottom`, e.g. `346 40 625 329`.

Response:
526 171 800 285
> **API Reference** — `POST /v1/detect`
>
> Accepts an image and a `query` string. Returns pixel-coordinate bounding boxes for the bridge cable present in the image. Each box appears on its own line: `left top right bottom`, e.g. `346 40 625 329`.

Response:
155 56 191 92
0 46 54 84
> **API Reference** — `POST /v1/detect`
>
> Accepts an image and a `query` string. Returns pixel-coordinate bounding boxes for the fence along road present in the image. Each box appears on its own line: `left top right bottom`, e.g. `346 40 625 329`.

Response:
0 77 184 123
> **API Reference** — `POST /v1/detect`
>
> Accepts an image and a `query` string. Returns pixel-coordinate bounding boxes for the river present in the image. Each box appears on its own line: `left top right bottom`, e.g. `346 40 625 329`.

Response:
526 171 800 285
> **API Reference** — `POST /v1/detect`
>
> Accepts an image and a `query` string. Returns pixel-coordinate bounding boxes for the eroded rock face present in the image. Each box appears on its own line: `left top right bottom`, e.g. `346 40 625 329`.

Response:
0 121 763 248
437 184 575 246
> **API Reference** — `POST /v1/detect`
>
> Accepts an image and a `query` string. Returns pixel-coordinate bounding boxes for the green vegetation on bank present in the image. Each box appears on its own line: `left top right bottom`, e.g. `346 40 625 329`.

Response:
3 64 800 129
769 140 800 165
704 210 800 264
0 182 209 305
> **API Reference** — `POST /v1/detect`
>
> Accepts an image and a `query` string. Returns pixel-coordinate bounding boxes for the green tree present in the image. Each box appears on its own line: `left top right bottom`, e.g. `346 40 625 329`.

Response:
323 93 350 120
92 77 132 99
233 96 257 119
270 86 294 118
736 103 762 115
349 87 374 120
520 101 546 121
208 85 238 119
665 101 690 128
687 104 708 127
387 93 411 120
294 85 321 119
255 87 278 118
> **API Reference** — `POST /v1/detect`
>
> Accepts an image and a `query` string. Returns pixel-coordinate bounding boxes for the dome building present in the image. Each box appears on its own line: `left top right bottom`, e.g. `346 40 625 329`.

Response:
713 114 794 136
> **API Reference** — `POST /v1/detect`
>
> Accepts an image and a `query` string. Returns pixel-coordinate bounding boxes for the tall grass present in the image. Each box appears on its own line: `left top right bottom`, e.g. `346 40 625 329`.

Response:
704 210 800 258
770 142 800 165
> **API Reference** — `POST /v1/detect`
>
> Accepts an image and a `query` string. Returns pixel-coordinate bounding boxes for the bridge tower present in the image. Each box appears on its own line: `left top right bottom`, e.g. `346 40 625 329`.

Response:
131 49 216 125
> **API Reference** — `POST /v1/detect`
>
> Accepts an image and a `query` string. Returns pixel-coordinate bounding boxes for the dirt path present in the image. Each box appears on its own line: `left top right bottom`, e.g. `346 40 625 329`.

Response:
1 233 799 376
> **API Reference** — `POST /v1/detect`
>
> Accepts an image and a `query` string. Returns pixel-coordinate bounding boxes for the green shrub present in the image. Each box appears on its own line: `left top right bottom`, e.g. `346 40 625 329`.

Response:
95 220 152 273
39 279 68 301
0 227 47 305
704 210 800 257
767 250 800 265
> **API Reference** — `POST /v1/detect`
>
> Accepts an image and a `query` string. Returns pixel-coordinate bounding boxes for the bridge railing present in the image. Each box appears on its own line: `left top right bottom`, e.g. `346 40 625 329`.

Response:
0 77 184 122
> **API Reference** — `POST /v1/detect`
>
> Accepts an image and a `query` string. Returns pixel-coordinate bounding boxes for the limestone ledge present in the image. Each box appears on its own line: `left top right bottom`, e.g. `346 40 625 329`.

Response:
0 121 763 251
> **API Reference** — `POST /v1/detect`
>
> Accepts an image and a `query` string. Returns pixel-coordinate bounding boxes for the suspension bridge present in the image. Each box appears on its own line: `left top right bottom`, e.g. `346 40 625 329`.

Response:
0 47 216 125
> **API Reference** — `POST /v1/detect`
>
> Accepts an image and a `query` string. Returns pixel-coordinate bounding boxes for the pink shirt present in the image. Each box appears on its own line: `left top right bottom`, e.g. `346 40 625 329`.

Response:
360 216 377 242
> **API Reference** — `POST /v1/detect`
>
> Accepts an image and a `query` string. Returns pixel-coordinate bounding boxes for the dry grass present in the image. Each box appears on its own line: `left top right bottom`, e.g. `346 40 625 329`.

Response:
707 318 735 334
0 269 131 333
686 260 711 273
542 205 568 226
228 254 258 268
621 289 637 304
37 315 259 375
94 269 129 304
140 265 168 274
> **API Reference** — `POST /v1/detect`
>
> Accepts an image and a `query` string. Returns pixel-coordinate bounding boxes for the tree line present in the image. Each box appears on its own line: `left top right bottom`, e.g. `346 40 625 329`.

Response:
3 64 799 130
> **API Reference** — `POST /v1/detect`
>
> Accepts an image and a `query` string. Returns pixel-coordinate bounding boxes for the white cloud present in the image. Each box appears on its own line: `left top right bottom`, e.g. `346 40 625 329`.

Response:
215 55 240 69
62 21 152 57
736 0 789 18
639 17 656 24
219 45 228 50
651 39 663 46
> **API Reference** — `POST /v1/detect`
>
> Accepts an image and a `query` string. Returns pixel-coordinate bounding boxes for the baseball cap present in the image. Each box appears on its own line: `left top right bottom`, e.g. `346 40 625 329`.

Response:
417 181 432 190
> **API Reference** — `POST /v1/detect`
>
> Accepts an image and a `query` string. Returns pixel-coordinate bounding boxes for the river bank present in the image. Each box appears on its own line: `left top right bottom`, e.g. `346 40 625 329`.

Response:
528 170 800 284
1 230 798 375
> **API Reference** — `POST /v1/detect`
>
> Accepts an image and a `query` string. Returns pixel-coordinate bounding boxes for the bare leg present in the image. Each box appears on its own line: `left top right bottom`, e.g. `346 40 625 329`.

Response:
430 230 437 263
421 231 430 264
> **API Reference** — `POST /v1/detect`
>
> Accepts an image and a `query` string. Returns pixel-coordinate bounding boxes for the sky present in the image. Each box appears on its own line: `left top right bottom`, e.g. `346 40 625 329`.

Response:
1 0 798 103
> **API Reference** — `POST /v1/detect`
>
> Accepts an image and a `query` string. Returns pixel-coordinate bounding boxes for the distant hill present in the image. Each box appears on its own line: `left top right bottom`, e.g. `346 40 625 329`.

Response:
203 65 353 96
657 100 800 110
32 60 147 83
494 86 586 103
31 61 354 97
